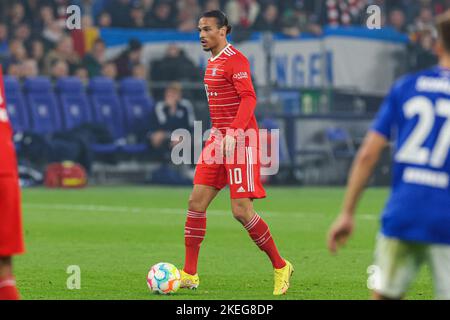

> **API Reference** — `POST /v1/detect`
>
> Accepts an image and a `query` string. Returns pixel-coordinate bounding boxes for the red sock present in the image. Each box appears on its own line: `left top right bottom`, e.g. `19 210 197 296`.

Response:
244 214 286 269
183 210 206 275
0 276 20 300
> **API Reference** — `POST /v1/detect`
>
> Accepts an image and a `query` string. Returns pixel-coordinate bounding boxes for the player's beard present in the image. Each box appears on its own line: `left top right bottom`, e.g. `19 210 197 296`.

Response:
203 47 212 52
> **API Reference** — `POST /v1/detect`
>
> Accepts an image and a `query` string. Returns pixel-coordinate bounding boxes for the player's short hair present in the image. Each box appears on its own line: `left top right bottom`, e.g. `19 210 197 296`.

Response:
436 10 450 53
201 10 232 35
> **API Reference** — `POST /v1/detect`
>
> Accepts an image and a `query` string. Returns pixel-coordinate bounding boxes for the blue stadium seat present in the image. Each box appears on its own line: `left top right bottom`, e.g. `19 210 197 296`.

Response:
120 77 154 138
56 77 92 130
88 77 124 139
3 76 30 133
324 127 355 159
24 77 62 135
119 78 154 153
89 77 148 154
88 77 123 153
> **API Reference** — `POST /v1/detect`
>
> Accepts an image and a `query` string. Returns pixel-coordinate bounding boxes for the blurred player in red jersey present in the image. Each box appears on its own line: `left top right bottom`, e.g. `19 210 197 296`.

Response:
179 11 293 295
0 65 25 300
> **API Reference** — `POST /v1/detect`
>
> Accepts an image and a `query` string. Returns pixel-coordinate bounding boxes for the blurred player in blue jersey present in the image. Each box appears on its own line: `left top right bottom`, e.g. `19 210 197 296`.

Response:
327 11 450 300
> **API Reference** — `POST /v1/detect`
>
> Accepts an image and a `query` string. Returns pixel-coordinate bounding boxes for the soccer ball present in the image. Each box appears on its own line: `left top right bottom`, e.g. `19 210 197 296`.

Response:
147 262 181 294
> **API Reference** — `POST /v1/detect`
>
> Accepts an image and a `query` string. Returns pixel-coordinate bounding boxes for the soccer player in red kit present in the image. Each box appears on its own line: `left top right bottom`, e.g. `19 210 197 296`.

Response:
0 65 24 300
180 10 293 295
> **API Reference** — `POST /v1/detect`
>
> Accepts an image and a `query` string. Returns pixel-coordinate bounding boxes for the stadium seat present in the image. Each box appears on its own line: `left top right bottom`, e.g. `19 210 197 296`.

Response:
119 78 154 138
119 77 154 153
87 77 123 154
23 77 62 135
324 127 355 159
3 76 31 133
56 77 92 130
88 77 148 154
294 127 330 184
323 127 356 184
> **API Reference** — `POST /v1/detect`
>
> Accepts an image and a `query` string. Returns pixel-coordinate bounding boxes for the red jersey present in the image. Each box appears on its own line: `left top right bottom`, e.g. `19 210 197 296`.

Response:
0 66 17 175
196 45 266 199
204 44 258 136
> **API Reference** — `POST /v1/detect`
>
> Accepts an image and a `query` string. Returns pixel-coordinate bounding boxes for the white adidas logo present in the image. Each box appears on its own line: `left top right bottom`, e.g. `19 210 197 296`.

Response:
237 186 246 193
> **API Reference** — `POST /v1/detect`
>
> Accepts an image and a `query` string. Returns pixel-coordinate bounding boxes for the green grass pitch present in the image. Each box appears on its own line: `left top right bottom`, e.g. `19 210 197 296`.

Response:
15 186 433 300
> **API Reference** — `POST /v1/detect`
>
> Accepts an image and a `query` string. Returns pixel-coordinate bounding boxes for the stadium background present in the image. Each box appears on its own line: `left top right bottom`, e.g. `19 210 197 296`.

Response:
0 0 444 299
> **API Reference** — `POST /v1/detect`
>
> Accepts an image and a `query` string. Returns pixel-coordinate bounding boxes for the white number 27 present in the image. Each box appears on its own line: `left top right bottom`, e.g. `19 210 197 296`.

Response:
396 96 450 168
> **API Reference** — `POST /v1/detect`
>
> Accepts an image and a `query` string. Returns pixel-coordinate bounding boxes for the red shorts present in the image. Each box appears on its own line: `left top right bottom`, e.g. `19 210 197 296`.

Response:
193 137 266 199
0 174 25 256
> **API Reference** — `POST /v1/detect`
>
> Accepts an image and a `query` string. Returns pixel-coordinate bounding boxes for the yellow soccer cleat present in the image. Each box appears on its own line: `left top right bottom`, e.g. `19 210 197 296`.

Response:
273 260 294 296
180 270 200 289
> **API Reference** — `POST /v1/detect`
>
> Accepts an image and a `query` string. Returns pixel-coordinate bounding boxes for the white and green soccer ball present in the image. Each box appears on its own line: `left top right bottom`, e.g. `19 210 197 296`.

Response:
147 262 181 294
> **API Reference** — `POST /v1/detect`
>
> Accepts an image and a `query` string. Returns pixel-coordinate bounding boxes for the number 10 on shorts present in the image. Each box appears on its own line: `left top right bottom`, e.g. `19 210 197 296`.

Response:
229 168 242 185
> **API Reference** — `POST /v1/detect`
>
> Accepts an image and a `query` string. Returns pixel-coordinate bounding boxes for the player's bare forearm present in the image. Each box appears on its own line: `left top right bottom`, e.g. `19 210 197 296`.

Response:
341 131 388 216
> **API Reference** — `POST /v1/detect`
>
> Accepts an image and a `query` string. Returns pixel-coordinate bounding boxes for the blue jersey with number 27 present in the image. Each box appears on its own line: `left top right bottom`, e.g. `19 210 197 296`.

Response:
372 66 450 245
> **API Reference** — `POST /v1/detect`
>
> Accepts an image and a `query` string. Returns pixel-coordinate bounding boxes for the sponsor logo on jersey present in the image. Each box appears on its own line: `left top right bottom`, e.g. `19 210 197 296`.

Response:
237 186 246 193
233 72 248 80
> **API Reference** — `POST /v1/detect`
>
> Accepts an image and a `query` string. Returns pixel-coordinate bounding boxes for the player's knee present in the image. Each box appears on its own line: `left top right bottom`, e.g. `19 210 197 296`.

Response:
231 203 253 224
188 195 207 213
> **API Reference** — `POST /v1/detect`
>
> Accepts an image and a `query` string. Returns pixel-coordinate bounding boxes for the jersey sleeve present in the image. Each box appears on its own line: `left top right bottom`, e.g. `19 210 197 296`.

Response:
371 83 399 140
0 65 8 118
0 65 17 175
224 55 257 131
0 65 12 130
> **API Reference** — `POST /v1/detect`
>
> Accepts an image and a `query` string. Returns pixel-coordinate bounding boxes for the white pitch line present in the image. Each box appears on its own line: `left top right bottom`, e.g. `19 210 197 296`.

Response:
23 203 380 221
22 203 306 217
23 203 229 216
